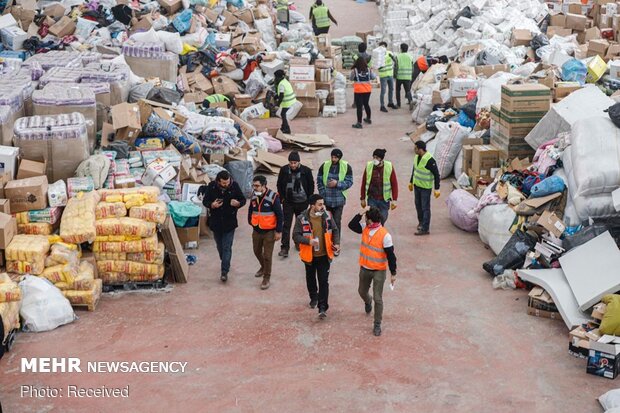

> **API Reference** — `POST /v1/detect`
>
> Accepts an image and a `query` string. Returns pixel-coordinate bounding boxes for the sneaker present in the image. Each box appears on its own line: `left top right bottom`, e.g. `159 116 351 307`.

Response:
387 103 396 109
365 301 372 314
278 249 289 258
220 272 228 282
363 118 372 124
318 309 327 319
260 278 270 290
333 250 340 257
352 123 363 129
417 225 421 231
380 106 388 113
415 230 430 236
254 269 264 278
373 323 382 336
309 299 318 309
395 105 401 109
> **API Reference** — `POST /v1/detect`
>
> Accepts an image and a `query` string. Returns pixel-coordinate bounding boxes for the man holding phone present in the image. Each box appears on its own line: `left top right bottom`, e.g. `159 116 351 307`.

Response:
201 170 247 282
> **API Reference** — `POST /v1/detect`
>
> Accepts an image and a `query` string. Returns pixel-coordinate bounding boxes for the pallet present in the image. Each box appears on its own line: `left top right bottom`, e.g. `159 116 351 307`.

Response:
70 296 100 312
102 279 167 293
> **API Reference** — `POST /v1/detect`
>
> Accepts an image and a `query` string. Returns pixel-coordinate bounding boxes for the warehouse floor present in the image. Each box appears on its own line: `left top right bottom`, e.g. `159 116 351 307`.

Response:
0 2 615 412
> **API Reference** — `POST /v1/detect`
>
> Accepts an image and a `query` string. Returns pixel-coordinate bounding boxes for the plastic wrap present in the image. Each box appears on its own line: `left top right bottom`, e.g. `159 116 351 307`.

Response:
129 201 167 224
18 223 54 235
40 263 78 285
93 234 159 253
96 260 164 276
46 243 80 267
15 208 63 225
0 273 21 303
62 279 102 305
95 218 157 238
96 202 128 220
127 243 165 264
0 301 20 338
446 189 479 232
60 192 99 244
478 204 516 255
19 275 75 332
6 234 50 266
98 187 160 203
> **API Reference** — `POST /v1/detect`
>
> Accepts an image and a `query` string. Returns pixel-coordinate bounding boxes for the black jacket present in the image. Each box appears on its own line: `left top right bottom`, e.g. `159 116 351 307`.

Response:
201 180 246 233
276 164 315 204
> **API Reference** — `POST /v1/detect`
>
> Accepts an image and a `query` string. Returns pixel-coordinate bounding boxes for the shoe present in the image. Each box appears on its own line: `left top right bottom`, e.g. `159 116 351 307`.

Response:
408 101 414 110
363 118 372 124
333 250 340 257
220 272 228 282
281 129 291 134
365 301 372 314
352 123 363 129
387 103 396 109
278 249 289 258
380 106 388 113
395 105 401 109
260 278 270 290
415 230 430 236
373 323 382 336
254 269 264 278
318 309 327 319
417 225 421 231
309 299 318 309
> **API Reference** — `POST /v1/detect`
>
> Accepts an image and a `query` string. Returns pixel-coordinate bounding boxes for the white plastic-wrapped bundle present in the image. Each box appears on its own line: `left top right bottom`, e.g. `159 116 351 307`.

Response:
334 89 347 114
478 203 516 255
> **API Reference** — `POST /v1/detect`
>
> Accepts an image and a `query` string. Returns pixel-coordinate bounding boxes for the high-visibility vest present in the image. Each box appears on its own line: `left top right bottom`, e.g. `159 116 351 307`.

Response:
365 161 393 201
412 151 434 190
322 160 349 199
396 52 413 80
359 226 388 270
378 52 394 78
312 4 330 28
298 212 335 263
352 69 372 93
276 0 288 11
250 190 278 230
205 94 230 104
277 78 297 108
416 55 429 72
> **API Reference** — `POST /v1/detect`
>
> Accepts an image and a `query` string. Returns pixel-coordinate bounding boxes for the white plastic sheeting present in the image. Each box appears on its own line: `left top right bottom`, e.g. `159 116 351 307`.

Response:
478 203 516 255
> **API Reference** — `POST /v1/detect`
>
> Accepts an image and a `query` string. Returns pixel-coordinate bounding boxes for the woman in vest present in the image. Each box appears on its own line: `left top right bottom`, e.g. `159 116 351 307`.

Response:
292 194 340 319
310 0 337 36
350 57 376 129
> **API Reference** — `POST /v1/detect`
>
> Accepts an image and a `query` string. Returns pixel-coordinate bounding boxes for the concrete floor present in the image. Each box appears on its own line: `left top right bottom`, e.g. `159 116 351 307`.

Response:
0 2 615 412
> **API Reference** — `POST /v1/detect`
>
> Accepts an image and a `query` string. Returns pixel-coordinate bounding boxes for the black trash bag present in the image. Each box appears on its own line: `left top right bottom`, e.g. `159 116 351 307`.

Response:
530 34 549 50
605 103 620 128
426 113 446 132
483 230 537 276
563 223 609 252
147 87 182 105
452 6 473 29
461 98 477 120
111 4 133 26
128 83 155 103
103 141 130 159
475 50 502 66
224 161 253 199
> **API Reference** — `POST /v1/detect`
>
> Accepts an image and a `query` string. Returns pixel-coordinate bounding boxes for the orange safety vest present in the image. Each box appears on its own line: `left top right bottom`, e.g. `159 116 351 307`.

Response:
359 226 388 271
299 212 335 263
416 56 429 72
352 68 373 94
250 190 278 230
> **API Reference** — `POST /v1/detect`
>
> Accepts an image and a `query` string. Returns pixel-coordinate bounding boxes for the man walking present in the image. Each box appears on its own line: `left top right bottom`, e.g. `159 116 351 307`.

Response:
310 0 337 36
408 140 441 236
348 206 397 337
277 151 314 258
395 43 414 110
360 148 398 224
202 170 246 282
377 42 396 113
248 175 283 290
293 194 340 319
274 69 297 134
316 148 352 243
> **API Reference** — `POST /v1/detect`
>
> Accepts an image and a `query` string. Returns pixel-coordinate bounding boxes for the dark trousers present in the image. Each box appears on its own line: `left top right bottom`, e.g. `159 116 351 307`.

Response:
354 92 371 124
280 107 290 134
213 229 235 274
252 230 276 278
368 198 389 224
395 79 412 107
281 201 308 251
414 185 432 231
412 62 422 83
358 267 386 324
313 26 329 35
326 205 343 235
305 255 330 311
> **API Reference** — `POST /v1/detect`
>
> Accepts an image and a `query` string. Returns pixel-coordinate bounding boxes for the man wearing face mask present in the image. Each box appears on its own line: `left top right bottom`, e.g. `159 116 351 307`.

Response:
348 206 397 337
201 170 247 282
360 148 398 224
277 151 315 258
248 175 283 290
293 194 340 318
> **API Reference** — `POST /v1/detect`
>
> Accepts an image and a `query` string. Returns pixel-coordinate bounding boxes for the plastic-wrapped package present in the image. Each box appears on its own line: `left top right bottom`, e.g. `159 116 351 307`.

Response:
19 275 75 332
95 252 127 261
7 259 46 275
68 177 96 197
62 279 102 305
0 273 21 303
60 192 99 244
142 113 202 155
95 218 157 238
0 301 20 338
96 202 128 220
18 223 54 235
48 180 68 207
127 243 165 264
93 234 159 253
40 262 78 285
129 201 167 224
6 235 50 272
98 187 160 203
433 122 471 179
15 208 63 225
478 203 517 255
97 260 164 276
446 189 479 232
14 112 90 182
122 42 179 82
45 243 79 267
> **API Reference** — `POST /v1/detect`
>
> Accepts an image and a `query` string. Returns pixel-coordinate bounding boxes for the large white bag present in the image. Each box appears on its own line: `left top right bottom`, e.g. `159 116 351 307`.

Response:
433 121 471 179
476 72 519 111
411 94 433 124
478 204 516 255
19 276 75 332
276 100 303 120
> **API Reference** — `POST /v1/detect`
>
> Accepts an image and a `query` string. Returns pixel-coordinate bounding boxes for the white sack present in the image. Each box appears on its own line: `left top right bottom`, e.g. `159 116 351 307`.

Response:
478 203 516 255
434 121 471 179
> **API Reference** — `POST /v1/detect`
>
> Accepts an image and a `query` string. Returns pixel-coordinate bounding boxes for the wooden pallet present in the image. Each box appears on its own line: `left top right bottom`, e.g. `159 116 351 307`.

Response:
102 279 167 293
71 296 100 312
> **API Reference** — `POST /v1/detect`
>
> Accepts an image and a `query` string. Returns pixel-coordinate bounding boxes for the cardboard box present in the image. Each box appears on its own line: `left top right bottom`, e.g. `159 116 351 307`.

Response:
500 84 551 113
471 145 500 175
550 14 566 27
547 26 573 38
449 78 479 98
490 105 544 138
17 159 46 180
43 3 66 19
314 59 333 69
607 44 620 61
475 64 509 78
586 55 607 83
355 31 373 42
289 65 315 82
111 103 141 142
291 81 316 98
0 199 9 214
212 76 239 96
297 97 320 117
511 29 532 47
4 176 48 213
158 0 182 14
462 145 475 172
0 146 19 179
588 341 620 379
124 54 179 83
234 94 253 108
49 16 76 38
588 39 610 57
447 63 476 79
176 225 199 245
554 82 582 101
0 213 16 249
537 210 566 238
142 159 177 189
315 34 331 53
566 13 587 30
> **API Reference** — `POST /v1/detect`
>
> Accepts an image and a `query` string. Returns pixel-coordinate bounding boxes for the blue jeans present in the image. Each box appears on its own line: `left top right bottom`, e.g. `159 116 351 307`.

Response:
379 76 394 108
213 229 235 274
368 198 390 224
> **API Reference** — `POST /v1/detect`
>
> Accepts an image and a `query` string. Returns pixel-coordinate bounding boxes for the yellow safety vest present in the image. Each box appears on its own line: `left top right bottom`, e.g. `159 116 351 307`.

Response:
365 161 393 201
412 151 434 190
396 53 413 80
312 4 330 28
277 79 297 108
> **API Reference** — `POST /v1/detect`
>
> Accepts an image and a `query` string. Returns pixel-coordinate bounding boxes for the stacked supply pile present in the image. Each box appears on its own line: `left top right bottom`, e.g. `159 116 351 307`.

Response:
0 87 24 147
94 187 165 285
5 235 50 276
490 83 551 162
332 36 363 69
13 113 91 182
15 208 63 235
0 273 21 347
122 42 178 83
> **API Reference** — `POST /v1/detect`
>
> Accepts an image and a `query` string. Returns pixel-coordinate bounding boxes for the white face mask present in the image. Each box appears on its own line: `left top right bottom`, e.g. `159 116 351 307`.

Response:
373 159 380 166
254 191 263 196
314 210 324 216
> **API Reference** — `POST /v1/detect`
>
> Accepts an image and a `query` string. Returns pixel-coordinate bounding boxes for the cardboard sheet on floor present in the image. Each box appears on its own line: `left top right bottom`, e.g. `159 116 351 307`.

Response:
559 231 620 311
518 269 589 329
254 150 288 174
272 132 334 151
525 86 614 150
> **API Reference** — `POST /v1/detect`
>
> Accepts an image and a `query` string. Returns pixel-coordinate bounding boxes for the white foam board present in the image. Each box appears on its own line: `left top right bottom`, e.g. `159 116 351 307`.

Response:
518 268 590 329
559 231 620 311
